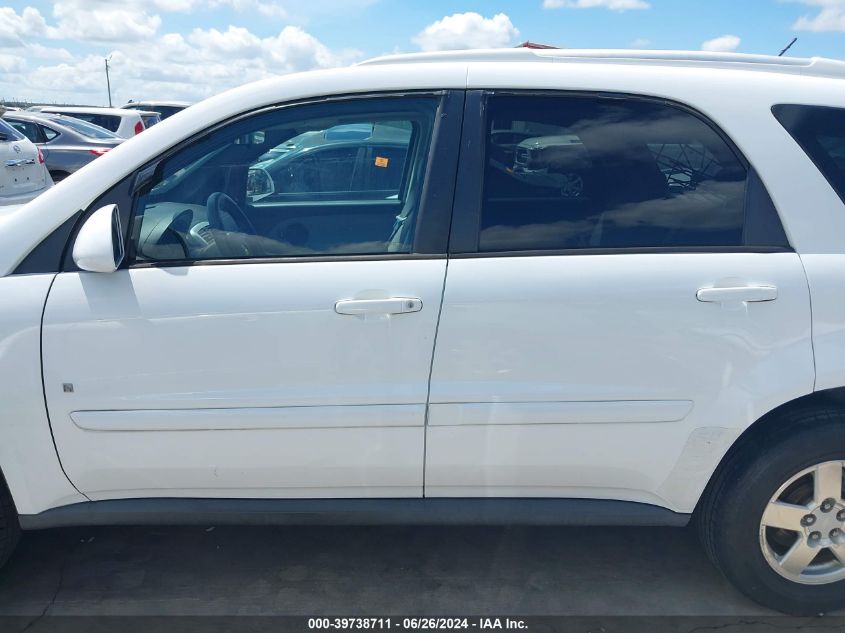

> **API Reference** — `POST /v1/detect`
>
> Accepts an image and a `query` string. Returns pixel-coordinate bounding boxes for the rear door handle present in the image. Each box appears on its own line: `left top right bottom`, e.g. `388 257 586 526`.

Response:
335 298 422 316
696 286 778 303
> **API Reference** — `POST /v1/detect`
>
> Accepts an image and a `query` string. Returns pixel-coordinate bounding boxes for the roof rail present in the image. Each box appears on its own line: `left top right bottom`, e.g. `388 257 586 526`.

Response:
359 48 845 79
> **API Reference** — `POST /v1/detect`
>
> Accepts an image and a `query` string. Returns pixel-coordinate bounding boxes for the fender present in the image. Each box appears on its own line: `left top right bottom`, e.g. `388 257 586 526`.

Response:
0 273 85 515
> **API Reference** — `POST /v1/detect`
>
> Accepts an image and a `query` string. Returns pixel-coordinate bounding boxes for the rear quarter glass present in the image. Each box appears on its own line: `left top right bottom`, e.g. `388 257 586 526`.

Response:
773 104 845 205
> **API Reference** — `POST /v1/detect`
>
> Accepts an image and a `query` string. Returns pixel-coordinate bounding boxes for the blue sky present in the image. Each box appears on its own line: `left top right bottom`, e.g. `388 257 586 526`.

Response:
1 0 844 105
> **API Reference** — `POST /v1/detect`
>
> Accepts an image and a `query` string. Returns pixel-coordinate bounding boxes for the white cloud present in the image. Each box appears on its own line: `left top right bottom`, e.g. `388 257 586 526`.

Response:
0 7 52 46
209 0 287 17
630 38 651 48
413 12 519 51
0 53 26 73
791 0 845 31
5 23 361 105
543 0 650 10
701 34 741 52
52 1 163 42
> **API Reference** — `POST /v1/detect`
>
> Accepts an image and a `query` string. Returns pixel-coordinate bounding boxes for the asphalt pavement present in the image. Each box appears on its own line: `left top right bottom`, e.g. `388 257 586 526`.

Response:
0 524 774 616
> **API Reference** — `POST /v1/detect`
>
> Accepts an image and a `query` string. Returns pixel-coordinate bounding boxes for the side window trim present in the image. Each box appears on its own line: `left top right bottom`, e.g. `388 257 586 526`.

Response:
448 90 791 256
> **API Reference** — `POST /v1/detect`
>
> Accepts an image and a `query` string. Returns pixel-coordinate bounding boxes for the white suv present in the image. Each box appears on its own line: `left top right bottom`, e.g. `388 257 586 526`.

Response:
38 106 146 139
1 49 845 615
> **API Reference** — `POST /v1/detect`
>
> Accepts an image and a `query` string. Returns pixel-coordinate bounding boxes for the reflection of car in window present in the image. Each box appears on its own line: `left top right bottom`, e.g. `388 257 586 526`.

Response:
510 134 592 198
248 123 412 201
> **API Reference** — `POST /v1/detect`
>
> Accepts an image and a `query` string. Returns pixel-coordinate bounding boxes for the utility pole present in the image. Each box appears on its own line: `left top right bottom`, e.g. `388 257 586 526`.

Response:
779 37 797 57
104 56 113 107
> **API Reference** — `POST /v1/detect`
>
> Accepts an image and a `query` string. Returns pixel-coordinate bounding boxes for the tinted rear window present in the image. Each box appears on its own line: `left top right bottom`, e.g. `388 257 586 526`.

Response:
49 114 119 139
52 112 121 133
478 95 752 251
774 104 845 204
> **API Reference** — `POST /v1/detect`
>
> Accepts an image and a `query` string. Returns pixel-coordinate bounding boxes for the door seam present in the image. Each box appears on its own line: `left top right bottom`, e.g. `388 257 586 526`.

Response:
422 258 449 498
797 253 818 392
39 273 88 500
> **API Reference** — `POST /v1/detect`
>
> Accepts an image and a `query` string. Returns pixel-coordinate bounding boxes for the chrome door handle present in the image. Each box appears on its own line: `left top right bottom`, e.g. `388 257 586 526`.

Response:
334 298 423 316
696 285 778 303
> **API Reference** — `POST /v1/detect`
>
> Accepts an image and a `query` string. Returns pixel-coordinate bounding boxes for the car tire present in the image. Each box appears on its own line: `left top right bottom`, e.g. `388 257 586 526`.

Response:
0 471 19 570
698 406 845 615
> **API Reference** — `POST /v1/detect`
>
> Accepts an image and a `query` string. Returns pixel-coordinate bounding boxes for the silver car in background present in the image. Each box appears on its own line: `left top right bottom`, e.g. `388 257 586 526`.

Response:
2 112 123 182
0 118 51 205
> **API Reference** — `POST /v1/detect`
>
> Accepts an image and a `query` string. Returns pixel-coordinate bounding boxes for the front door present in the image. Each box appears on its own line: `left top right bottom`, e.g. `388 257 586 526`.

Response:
42 93 459 500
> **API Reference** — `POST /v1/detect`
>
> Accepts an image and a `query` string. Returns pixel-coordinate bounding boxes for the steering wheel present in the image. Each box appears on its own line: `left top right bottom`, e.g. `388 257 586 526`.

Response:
206 192 258 257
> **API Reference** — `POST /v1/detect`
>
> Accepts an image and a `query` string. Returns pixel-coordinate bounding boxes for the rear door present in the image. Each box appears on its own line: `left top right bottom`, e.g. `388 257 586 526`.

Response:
425 91 814 513
41 92 462 499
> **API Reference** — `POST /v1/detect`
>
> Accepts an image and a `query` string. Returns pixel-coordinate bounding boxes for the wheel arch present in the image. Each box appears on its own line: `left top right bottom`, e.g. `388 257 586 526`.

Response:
695 386 845 516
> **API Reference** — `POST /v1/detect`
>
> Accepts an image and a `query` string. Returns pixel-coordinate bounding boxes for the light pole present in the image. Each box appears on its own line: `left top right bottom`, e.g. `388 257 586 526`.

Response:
104 56 113 107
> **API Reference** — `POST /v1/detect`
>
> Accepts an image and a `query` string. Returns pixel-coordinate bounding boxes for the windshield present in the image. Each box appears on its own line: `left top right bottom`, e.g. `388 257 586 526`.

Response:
48 114 120 139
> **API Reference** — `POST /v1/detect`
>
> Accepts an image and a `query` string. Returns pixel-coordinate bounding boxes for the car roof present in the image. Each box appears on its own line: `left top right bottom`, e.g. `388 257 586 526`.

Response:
2 111 45 122
361 48 845 80
123 101 192 107
40 106 141 117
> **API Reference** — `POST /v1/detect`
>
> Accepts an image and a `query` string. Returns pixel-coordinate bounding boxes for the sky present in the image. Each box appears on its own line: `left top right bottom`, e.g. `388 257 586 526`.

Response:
1 0 845 106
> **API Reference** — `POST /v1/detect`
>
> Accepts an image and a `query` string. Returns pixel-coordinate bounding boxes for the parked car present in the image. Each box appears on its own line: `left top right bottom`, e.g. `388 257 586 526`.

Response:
38 106 146 138
122 100 191 120
3 49 845 616
0 118 51 205
3 111 123 182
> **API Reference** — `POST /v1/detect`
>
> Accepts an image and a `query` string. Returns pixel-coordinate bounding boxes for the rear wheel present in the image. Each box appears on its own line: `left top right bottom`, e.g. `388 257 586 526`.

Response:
698 408 845 615
0 472 20 569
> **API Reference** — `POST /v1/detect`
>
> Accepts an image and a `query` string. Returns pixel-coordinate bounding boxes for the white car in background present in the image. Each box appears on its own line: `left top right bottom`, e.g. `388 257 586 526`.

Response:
38 106 147 139
0 118 51 206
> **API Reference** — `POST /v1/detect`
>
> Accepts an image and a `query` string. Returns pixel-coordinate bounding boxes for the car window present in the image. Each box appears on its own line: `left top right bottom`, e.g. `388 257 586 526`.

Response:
477 95 750 252
55 113 121 133
49 115 117 139
132 96 438 263
0 119 26 141
773 105 845 205
41 125 59 141
5 119 40 143
141 114 161 128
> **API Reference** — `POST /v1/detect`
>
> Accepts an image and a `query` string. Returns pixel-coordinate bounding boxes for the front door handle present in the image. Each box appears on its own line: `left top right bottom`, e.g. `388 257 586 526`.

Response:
696 285 778 303
335 298 423 316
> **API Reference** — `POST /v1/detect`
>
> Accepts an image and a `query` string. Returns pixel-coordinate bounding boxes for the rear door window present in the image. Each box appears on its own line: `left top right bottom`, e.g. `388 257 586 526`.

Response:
472 94 785 252
774 105 845 204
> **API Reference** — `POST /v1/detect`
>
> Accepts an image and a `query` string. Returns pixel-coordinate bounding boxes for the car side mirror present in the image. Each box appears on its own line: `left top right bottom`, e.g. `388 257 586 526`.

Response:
72 204 125 273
